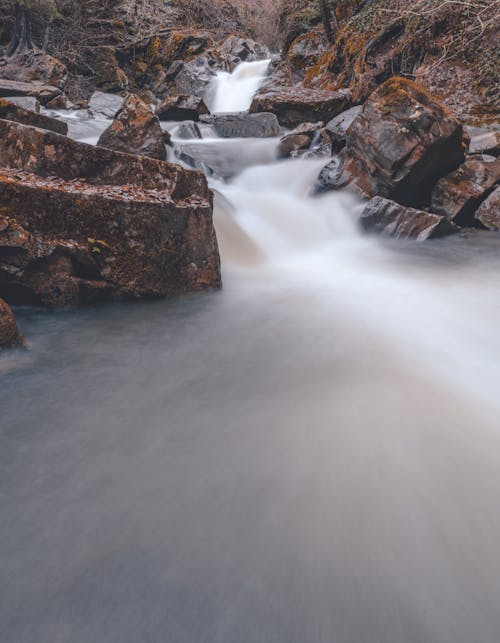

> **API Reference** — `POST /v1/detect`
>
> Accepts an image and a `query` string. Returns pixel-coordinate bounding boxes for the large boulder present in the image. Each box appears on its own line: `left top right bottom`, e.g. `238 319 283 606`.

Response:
0 297 22 349
0 98 68 135
201 112 281 138
156 95 209 121
360 196 459 240
342 78 466 205
474 187 500 230
170 56 217 98
0 120 221 305
97 94 166 160
88 92 124 119
431 157 500 226
249 87 351 128
0 51 67 89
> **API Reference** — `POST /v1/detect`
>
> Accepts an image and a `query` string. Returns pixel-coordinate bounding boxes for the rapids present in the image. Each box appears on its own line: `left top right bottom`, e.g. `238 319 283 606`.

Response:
2 61 500 643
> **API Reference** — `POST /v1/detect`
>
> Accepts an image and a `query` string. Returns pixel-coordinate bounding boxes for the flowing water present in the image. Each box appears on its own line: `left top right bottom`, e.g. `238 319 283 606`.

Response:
2 63 500 643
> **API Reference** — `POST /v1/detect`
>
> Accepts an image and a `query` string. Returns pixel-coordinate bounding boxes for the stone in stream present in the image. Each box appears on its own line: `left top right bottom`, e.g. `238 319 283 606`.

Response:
156 94 210 121
329 78 467 205
97 94 166 160
175 121 202 140
249 86 351 128
0 297 23 349
0 97 68 135
200 112 281 138
2 95 40 112
474 187 500 230
0 78 62 105
431 157 500 227
360 197 459 240
324 105 362 153
88 91 124 119
0 119 221 306
278 122 324 158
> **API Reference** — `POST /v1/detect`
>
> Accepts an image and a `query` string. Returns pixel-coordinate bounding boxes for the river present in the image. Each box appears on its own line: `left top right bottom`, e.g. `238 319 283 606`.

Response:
2 61 500 643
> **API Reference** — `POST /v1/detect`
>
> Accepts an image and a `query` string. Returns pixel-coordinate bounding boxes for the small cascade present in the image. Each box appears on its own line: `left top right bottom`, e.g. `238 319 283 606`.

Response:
208 59 271 113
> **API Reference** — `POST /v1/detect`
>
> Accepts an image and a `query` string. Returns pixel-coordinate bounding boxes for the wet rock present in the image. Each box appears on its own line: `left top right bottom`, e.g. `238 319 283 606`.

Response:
201 112 281 138
0 298 22 349
360 196 459 240
278 122 323 158
175 121 202 140
325 106 362 152
0 98 68 135
474 187 500 230
0 78 62 105
98 94 166 161
431 157 500 226
250 87 351 129
0 172 220 305
156 95 209 122
88 92 124 119
0 119 209 199
314 156 352 194
95 46 128 93
343 78 466 205
172 56 217 98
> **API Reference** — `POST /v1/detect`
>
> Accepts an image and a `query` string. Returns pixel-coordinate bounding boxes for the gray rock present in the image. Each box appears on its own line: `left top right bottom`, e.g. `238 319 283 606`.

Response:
175 122 202 140
314 157 352 194
3 96 40 112
360 196 459 240
325 105 362 152
88 92 124 119
465 126 500 156
201 112 281 138
156 95 209 122
173 57 217 98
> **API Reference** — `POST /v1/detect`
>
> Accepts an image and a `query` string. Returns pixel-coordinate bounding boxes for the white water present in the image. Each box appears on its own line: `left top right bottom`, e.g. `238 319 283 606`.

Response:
208 59 271 113
5 61 500 643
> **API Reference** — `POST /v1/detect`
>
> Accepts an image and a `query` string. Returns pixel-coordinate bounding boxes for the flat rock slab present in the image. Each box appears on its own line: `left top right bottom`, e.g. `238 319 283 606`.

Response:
474 186 500 230
250 87 351 128
201 112 281 138
0 78 61 104
0 98 68 135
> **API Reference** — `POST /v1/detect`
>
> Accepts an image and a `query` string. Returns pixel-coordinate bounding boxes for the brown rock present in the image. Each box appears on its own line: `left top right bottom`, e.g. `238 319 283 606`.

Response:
431 158 500 226
0 297 22 348
98 94 166 161
360 196 459 240
250 87 351 129
0 98 68 135
344 78 466 205
278 122 323 158
474 187 500 230
0 52 68 89
156 95 210 121
95 46 128 92
0 78 62 105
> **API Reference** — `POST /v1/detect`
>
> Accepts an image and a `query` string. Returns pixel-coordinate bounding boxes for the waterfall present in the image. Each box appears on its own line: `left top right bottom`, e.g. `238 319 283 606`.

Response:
208 59 271 113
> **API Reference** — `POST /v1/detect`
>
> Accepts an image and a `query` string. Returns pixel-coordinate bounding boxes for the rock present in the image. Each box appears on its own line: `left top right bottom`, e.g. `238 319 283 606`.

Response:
0 98 68 135
88 92 124 119
250 87 351 129
0 172 220 306
97 94 166 161
215 35 269 69
0 298 22 349
2 95 40 112
325 106 362 152
156 95 209 121
0 78 62 105
172 56 217 98
343 78 466 205
201 112 281 138
278 122 323 158
360 196 459 240
45 94 72 110
431 158 500 226
466 127 500 156
175 121 202 140
314 157 353 194
95 46 128 92
287 32 328 80
474 187 500 230
0 119 209 199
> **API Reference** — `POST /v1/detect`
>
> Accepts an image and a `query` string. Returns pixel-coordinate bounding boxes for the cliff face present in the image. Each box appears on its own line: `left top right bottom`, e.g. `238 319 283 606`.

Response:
278 0 499 124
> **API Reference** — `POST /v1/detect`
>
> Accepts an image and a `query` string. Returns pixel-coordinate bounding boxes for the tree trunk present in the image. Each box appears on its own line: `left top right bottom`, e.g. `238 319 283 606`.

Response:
7 2 34 57
319 0 334 44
